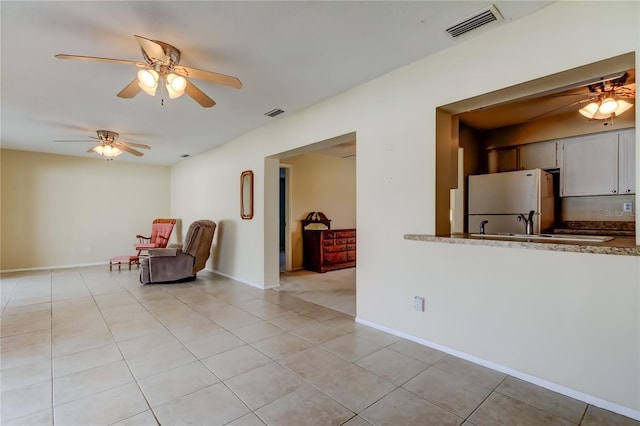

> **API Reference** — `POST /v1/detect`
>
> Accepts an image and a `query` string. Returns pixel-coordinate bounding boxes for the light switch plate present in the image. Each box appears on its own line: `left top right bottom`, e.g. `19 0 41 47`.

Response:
623 202 633 213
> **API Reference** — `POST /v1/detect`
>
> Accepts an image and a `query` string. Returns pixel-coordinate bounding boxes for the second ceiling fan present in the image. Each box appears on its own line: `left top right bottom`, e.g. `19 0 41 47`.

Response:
55 130 150 159
56 35 242 108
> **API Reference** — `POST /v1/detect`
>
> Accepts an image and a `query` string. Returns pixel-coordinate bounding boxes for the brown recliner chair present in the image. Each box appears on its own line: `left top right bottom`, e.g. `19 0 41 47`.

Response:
140 220 216 284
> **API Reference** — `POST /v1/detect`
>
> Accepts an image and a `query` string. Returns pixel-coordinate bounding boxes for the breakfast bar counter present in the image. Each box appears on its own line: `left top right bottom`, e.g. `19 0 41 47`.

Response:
404 233 639 256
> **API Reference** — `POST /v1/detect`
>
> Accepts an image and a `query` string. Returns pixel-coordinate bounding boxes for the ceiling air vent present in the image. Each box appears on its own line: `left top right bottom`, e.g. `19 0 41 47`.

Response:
265 108 285 117
445 5 503 38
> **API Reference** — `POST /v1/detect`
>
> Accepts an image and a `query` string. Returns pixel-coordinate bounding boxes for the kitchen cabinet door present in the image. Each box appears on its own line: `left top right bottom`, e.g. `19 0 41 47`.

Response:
560 132 619 197
496 149 518 172
519 141 558 170
619 128 636 194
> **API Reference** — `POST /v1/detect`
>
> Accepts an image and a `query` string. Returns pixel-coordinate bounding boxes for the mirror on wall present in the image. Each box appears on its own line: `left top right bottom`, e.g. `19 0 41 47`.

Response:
241 170 254 220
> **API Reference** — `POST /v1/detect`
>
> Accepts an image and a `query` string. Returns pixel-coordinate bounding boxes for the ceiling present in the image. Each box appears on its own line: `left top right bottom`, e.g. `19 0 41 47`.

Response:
1 1 554 165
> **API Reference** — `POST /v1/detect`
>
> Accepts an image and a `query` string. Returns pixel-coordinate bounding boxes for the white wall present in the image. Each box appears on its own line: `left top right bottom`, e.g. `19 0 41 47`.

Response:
1 149 171 270
281 152 356 269
170 2 640 417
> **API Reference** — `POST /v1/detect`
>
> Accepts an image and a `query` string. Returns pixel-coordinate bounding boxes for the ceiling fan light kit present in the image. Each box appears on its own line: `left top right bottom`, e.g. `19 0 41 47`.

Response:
576 71 635 122
92 144 123 158
578 97 633 120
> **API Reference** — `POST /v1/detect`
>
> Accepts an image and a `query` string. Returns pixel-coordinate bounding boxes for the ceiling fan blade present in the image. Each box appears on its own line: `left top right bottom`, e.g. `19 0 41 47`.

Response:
134 35 168 63
54 139 92 143
118 141 150 150
117 79 142 98
118 144 144 157
527 98 592 121
184 80 216 108
55 54 146 67
175 66 242 89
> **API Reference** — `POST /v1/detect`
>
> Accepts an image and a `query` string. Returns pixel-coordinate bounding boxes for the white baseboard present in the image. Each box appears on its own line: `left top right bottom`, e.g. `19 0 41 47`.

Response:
202 268 279 290
355 317 640 421
1 262 107 273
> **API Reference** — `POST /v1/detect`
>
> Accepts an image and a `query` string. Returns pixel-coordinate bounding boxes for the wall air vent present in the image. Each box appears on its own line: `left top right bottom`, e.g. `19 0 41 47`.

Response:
265 108 285 117
445 5 503 38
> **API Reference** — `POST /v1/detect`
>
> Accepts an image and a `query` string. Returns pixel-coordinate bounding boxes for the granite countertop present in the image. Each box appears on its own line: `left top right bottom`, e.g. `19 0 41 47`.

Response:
404 233 639 256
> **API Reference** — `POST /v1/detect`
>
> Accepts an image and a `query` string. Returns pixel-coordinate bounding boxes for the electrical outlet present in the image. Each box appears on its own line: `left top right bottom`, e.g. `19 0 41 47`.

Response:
414 296 425 312
623 202 633 213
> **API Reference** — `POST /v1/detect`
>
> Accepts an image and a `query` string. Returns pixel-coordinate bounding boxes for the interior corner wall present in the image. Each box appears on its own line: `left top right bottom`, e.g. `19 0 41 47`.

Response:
169 2 639 416
281 153 356 269
0 149 170 270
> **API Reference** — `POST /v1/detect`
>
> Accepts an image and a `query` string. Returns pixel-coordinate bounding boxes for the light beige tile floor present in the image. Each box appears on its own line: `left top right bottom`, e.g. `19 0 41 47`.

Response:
279 269 355 316
1 266 638 426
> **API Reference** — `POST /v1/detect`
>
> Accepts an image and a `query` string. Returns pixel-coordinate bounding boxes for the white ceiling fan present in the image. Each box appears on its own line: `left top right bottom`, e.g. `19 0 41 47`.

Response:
55 130 150 159
56 35 242 108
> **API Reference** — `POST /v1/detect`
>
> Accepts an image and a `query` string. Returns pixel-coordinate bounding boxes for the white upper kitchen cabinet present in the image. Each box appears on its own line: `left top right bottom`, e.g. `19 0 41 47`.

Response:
519 141 558 170
618 128 636 194
560 131 619 197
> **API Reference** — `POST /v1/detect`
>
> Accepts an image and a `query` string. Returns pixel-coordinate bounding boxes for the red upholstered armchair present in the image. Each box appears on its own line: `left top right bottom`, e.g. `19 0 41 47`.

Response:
135 219 176 256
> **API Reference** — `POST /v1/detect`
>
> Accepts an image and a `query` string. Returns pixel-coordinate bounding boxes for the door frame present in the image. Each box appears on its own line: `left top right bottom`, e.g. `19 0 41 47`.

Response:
280 164 292 272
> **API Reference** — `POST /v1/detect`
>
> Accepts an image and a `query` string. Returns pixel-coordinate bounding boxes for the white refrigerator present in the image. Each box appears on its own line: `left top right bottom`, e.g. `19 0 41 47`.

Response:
468 168 555 235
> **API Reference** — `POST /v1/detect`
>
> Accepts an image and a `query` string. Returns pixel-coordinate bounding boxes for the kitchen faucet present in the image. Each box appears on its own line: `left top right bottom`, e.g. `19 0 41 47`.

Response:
517 210 535 235
479 220 488 235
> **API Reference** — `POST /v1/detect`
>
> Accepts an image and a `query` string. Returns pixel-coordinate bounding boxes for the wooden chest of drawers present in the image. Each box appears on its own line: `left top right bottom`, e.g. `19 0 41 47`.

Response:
303 229 356 273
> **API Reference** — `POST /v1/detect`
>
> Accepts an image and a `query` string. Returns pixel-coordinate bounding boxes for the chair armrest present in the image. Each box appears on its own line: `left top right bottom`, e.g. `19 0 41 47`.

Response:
148 248 182 257
136 234 151 243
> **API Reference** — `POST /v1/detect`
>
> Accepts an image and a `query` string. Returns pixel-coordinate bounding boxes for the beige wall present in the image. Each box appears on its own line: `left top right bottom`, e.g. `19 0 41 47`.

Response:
170 2 639 417
1 149 171 270
281 152 356 269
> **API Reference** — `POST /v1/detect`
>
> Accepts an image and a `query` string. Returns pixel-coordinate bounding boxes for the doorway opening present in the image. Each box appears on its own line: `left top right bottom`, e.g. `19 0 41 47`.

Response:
279 165 291 272
269 132 357 316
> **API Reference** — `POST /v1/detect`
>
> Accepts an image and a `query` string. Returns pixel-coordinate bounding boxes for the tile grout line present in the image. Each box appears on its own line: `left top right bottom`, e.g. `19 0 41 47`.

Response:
49 269 54 425
79 269 160 426
462 373 510 424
